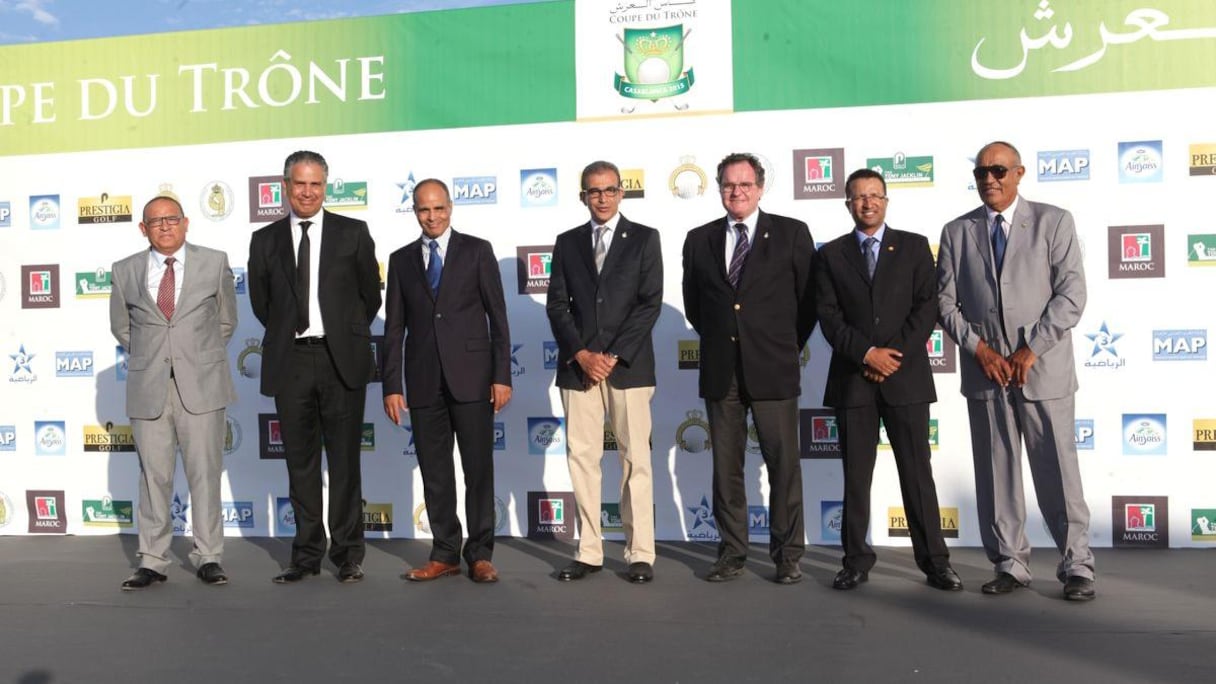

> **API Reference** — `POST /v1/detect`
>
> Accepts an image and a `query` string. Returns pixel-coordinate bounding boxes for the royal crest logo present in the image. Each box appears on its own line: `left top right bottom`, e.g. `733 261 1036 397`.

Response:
0 489 13 528
237 338 263 379
614 24 694 107
199 181 235 221
668 155 707 199
413 502 432 535
223 415 242 455
676 409 711 453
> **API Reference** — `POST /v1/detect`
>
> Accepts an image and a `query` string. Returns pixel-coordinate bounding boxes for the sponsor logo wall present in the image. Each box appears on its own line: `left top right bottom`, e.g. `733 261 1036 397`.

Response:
2 1 1214 546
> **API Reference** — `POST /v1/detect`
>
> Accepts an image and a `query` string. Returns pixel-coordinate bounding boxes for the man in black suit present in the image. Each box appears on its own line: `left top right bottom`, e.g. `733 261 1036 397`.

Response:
681 152 817 584
815 168 962 592
248 150 381 584
382 179 512 584
546 161 662 584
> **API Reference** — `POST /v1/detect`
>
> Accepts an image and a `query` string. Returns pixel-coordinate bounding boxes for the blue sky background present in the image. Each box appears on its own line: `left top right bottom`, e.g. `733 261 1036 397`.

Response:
0 0 545 45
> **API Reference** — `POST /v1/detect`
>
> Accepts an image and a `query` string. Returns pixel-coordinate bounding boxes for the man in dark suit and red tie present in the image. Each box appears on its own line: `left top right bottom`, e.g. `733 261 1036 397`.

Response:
546 160 663 584
248 150 382 584
681 152 817 584
381 178 512 584
815 168 962 592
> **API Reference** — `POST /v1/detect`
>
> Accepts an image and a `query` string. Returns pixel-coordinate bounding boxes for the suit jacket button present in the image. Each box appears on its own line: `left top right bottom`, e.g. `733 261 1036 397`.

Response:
733 303 741 311
874 317 880 324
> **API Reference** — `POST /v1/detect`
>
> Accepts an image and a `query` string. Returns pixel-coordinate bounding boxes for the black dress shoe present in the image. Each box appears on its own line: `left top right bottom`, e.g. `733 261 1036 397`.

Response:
121 568 167 591
196 562 228 586
926 566 964 591
627 562 654 584
557 561 602 581
775 561 803 584
272 565 320 584
832 567 868 590
1063 576 1096 602
705 558 745 582
981 572 1027 595
337 562 365 583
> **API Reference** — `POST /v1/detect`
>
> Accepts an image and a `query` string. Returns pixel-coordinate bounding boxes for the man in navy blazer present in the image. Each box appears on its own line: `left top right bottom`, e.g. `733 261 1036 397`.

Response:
682 152 817 584
547 160 663 584
816 168 961 592
248 150 381 584
937 141 1094 601
382 178 512 584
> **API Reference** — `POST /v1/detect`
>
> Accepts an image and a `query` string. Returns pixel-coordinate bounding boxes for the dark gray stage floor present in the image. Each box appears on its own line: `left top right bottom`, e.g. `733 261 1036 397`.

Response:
1 537 1212 683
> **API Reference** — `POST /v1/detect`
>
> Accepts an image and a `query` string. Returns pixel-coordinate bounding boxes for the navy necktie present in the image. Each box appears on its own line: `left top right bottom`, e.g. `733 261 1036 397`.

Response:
427 239 443 295
992 214 1007 274
727 223 749 289
863 236 878 280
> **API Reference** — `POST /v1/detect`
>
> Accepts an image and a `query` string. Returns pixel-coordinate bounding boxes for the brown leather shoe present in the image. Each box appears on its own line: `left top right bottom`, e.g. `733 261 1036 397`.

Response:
469 560 499 584
405 560 461 582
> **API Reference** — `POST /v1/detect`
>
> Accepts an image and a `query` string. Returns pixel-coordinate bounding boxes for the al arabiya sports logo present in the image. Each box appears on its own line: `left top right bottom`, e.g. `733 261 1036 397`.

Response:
685 494 719 541
614 24 694 112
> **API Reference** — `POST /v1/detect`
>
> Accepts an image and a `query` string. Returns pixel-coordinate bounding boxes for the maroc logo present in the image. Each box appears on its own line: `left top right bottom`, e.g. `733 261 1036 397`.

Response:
614 24 694 109
199 181 235 221
237 338 263 378
676 410 711 453
668 156 708 199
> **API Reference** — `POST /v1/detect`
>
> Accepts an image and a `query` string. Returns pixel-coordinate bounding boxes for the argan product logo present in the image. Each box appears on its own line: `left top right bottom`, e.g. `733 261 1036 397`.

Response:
1118 140 1163 183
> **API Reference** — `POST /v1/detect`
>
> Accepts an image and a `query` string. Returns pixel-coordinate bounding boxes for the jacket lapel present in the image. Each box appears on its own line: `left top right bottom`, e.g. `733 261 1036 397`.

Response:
575 222 597 280
736 211 771 293
709 217 728 284
134 252 164 321
970 207 997 282
843 231 871 285
599 216 631 277
275 219 299 301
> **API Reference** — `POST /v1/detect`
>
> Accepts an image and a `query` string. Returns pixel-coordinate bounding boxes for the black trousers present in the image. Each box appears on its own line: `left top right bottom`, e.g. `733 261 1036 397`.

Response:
410 381 496 566
276 342 367 569
706 371 804 564
837 399 949 575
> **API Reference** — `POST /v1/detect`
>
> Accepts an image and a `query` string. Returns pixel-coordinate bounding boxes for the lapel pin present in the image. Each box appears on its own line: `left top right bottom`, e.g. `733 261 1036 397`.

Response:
763 232 770 239
621 232 628 238
887 245 895 252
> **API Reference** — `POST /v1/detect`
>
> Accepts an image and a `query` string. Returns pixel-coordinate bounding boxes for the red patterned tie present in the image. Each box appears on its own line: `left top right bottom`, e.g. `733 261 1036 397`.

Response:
157 256 176 319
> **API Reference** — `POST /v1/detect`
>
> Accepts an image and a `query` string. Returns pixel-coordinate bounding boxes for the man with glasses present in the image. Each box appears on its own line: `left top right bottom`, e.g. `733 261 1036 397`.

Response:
546 161 662 584
682 152 817 584
110 195 237 590
937 141 1094 601
816 169 961 592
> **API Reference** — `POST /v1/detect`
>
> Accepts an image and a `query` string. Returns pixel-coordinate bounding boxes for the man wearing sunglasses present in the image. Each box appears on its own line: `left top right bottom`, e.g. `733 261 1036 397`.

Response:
937 141 1095 601
546 160 662 584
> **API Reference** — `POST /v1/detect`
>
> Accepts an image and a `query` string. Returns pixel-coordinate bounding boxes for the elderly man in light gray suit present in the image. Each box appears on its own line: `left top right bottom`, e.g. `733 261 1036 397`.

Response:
110 195 238 590
937 141 1095 602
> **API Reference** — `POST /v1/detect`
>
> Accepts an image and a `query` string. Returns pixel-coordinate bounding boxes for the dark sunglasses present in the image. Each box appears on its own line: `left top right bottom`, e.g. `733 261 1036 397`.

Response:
972 165 1016 181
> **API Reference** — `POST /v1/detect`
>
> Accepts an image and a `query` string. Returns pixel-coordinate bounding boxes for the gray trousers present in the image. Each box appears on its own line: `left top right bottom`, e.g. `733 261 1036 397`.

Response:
967 388 1094 584
130 376 226 573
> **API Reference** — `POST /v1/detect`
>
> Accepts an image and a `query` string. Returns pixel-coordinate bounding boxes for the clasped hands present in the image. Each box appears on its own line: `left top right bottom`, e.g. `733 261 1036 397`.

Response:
575 349 618 387
975 339 1036 388
862 347 902 384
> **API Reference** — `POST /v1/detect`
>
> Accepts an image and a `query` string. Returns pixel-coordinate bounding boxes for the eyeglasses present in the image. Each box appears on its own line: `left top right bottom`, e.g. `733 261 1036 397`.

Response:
972 165 1020 181
582 186 620 200
144 215 184 228
719 182 758 194
847 194 887 204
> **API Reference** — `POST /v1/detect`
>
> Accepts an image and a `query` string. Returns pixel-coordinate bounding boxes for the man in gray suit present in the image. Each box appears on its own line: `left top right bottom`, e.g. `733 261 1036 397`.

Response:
110 195 238 590
937 141 1095 601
